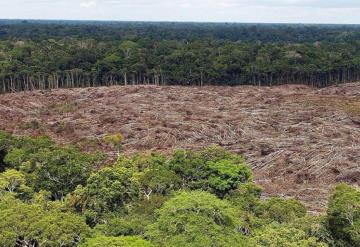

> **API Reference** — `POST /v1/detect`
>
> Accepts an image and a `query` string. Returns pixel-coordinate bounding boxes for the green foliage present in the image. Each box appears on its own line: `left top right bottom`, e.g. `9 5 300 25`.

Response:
326 183 360 247
0 133 102 200
94 195 168 238
137 166 181 199
0 132 358 247
291 216 335 246
85 167 138 212
206 159 253 198
0 169 32 198
256 197 307 224
3 147 29 169
29 147 99 199
0 169 26 192
226 183 263 212
0 132 15 172
168 146 251 197
117 152 181 200
2 135 53 169
117 152 167 172
94 215 151 237
0 131 14 150
118 147 252 201
252 223 327 247
104 133 123 151
146 191 249 247
79 236 154 247
0 194 91 247
132 194 169 218
67 166 139 225
4 23 360 92
31 211 91 247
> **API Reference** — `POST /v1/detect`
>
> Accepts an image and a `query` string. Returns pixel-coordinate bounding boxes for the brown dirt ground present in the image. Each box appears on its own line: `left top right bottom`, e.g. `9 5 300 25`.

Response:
1 84 360 212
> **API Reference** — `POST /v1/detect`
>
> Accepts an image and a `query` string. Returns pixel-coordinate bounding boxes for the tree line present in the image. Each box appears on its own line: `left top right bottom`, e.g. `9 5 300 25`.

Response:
0 132 359 246
2 36 360 93
2 20 360 43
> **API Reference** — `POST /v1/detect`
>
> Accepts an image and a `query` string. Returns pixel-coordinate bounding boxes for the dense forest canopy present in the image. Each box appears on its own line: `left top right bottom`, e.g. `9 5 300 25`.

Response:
2 20 360 92
2 20 360 42
0 132 359 247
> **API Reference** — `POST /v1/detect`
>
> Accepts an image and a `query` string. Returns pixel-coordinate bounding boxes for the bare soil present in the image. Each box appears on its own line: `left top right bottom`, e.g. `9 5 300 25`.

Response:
1 84 360 212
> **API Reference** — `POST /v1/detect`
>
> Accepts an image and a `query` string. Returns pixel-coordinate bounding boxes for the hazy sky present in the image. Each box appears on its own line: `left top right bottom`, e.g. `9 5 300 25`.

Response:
1 0 360 24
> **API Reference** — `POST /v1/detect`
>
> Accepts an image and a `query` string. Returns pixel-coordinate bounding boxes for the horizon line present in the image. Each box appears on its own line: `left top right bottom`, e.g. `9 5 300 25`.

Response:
1 18 360 26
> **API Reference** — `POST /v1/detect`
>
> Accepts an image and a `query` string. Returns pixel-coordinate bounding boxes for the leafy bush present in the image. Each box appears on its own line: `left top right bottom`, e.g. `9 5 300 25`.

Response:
67 166 139 225
146 191 250 247
326 183 360 247
256 197 307 224
168 146 251 197
0 131 15 172
0 169 32 199
252 223 327 247
94 215 151 237
226 182 263 212
117 152 166 172
4 135 54 168
0 194 91 247
79 236 154 247
117 152 181 200
103 133 123 152
28 147 100 200
1 133 103 200
291 216 334 246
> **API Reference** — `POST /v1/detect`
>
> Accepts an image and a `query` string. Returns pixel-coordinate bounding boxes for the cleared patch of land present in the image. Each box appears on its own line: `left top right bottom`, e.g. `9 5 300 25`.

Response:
1 84 360 212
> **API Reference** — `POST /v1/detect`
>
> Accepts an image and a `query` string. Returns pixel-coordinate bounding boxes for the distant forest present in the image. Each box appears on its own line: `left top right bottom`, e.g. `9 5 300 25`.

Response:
2 20 360 92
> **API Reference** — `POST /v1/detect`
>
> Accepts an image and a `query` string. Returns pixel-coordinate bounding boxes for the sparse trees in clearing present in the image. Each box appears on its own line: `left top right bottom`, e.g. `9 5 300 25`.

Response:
104 133 124 155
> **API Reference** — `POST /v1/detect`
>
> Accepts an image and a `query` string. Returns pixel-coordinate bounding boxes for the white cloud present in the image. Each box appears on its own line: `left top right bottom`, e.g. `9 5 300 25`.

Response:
80 0 97 8
180 0 191 8
0 0 360 23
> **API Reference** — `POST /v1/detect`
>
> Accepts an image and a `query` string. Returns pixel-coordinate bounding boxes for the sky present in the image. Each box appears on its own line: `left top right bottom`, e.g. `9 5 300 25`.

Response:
1 0 360 24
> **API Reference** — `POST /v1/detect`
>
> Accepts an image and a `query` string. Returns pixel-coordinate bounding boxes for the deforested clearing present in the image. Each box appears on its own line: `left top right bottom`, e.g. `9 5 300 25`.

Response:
1 83 360 212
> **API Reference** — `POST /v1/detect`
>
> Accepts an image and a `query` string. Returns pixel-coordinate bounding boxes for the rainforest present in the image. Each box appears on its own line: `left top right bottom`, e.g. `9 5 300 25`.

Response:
1 20 360 247
2 21 360 93
0 132 359 247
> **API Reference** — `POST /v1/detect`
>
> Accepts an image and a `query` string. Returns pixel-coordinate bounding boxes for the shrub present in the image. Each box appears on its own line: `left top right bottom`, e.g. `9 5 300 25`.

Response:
117 152 181 200
226 182 263 212
146 191 250 247
0 169 32 198
67 166 139 225
252 223 327 247
94 215 151 237
256 197 307 224
0 194 91 247
1 133 103 200
168 146 251 197
27 147 101 200
326 183 360 247
104 133 123 152
80 236 154 247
